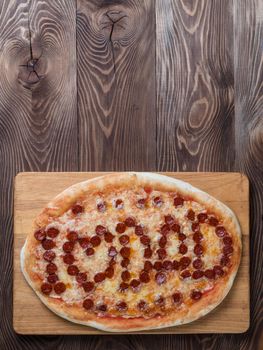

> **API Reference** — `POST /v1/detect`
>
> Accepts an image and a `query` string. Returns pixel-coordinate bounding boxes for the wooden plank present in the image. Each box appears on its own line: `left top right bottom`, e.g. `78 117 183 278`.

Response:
13 172 249 334
0 0 77 347
233 1 263 349
156 0 235 172
76 0 156 171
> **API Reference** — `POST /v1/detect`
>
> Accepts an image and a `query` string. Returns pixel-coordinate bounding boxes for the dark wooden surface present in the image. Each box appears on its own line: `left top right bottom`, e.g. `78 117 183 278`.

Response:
0 0 262 349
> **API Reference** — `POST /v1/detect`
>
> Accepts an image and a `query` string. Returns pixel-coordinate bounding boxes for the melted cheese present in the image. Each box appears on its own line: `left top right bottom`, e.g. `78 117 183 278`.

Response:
34 187 230 317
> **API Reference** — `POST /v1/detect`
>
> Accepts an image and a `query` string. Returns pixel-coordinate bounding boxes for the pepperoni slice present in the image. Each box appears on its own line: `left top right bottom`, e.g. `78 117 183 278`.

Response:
47 274 58 284
41 282 52 295
97 304 107 312
137 300 148 311
125 217 136 227
178 233 186 241
144 187 152 196
63 254 75 264
67 231 78 242
116 301 127 311
46 227 59 238
163 260 173 270
46 263 57 274
119 282 129 292
165 215 175 226
76 272 87 283
155 296 165 306
193 231 203 243
94 272 105 283
157 248 166 260
116 222 126 234
121 258 130 268
220 255 230 266
72 204 83 215
191 290 202 300
204 269 215 279
79 237 90 249
214 265 224 277
62 241 75 253
83 281 94 292
192 270 204 279
34 229 46 241
174 196 184 207
105 266 114 279
223 245 234 255
173 260 180 270
97 201 106 212
115 199 124 209
193 258 203 269
144 260 152 272
155 272 166 285
144 247 152 258
179 243 188 254
119 235 130 246
135 225 144 236
67 265 79 276
187 209 195 221
153 196 163 207
104 231 114 243
108 246 118 257
180 270 191 279
121 270 131 281
130 279 140 289
43 250 56 262
90 235 101 247
172 292 182 303
42 239 55 250
191 222 199 232
180 256 191 269
209 216 219 226
159 236 167 248
160 224 170 235
197 213 207 223
86 247 95 256
54 282 66 294
140 235 150 246
194 244 203 256
171 223 180 233
137 198 146 208
154 261 163 271
109 258 116 266
83 298 94 310
215 226 227 237
95 225 107 235
223 236 233 245
139 271 150 283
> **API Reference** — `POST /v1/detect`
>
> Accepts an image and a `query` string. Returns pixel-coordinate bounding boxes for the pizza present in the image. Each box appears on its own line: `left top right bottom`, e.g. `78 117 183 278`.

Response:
21 172 242 332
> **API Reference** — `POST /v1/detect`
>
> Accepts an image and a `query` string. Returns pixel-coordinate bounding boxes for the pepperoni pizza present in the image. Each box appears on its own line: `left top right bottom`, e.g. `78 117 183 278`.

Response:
21 173 242 332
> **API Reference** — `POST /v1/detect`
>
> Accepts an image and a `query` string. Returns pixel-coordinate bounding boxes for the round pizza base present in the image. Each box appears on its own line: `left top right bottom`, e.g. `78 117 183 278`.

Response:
21 172 242 332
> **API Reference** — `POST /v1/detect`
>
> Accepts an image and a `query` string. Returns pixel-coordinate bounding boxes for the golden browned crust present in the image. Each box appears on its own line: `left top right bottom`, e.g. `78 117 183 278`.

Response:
21 172 242 332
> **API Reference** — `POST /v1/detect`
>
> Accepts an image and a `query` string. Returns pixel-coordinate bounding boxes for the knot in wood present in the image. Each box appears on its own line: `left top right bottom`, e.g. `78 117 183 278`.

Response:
99 10 129 43
18 57 43 89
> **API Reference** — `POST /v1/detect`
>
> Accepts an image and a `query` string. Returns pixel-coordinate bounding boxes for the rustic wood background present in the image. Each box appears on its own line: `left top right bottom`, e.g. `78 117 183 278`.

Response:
0 0 262 349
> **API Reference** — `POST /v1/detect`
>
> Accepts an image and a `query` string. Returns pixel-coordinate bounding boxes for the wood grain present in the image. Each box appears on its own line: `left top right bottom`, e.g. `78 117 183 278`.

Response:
0 0 262 348
234 1 263 349
76 0 156 171
156 0 235 172
0 0 77 349
13 172 249 335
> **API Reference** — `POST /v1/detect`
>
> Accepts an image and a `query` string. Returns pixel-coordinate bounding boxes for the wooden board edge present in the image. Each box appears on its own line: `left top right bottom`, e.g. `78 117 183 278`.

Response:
12 172 250 334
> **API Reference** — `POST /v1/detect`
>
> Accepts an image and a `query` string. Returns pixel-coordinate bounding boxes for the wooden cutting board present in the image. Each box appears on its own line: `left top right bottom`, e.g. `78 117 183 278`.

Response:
13 172 250 334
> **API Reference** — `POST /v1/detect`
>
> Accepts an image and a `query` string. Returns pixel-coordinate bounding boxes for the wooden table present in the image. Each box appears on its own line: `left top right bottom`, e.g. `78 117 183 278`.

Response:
0 0 262 349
